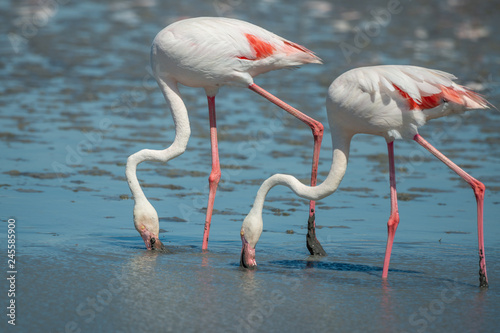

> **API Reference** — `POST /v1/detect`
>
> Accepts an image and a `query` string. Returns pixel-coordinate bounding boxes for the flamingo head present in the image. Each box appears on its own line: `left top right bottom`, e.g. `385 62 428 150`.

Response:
133 200 164 251
240 209 263 269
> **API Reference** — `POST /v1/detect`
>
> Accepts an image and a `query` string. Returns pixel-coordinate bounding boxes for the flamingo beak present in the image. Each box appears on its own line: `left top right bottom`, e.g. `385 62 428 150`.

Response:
140 230 153 250
150 236 165 251
240 233 257 269
139 229 165 251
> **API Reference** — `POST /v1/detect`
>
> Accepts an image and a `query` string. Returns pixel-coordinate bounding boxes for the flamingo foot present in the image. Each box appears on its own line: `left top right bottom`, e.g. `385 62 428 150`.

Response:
479 250 488 288
479 272 488 288
306 213 326 256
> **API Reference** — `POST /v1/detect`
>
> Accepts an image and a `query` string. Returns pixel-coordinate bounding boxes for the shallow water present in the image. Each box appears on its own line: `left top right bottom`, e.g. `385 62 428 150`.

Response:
1 0 500 332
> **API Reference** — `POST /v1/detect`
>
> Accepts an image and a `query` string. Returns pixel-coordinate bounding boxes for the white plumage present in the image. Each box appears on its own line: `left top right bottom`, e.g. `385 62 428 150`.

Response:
327 65 488 140
151 17 321 93
126 17 323 252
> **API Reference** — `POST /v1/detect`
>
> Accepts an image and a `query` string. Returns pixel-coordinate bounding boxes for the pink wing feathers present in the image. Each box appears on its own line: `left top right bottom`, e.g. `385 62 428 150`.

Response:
331 65 492 140
237 32 321 65
393 82 489 111
153 17 321 87
368 65 490 111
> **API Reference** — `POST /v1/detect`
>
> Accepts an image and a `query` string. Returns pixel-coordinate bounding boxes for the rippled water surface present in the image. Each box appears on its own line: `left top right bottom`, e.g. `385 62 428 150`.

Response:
1 0 500 332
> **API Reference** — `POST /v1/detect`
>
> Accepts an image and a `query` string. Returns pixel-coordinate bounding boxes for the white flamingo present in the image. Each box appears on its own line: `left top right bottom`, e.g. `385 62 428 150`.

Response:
125 17 324 252
240 65 491 287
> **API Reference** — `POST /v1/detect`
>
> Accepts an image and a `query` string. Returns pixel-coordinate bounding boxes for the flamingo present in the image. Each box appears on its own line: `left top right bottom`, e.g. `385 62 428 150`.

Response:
240 65 491 287
125 17 325 252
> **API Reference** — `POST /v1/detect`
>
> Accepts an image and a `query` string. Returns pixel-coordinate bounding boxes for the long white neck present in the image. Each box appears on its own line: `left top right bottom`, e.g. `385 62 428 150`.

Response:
249 125 352 216
125 77 191 204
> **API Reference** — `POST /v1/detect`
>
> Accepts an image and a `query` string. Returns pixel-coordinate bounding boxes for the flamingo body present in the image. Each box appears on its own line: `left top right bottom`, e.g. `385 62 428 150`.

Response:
241 65 490 287
127 17 323 252
151 17 321 93
327 65 488 141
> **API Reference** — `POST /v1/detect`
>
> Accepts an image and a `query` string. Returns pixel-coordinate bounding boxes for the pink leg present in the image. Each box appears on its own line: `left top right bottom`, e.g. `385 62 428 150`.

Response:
306 133 326 256
382 141 400 278
414 134 488 287
202 96 221 251
248 83 325 255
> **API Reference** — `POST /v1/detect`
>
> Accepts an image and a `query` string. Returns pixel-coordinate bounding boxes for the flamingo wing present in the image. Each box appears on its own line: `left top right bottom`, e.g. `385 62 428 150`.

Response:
328 65 492 140
160 17 320 69
355 65 490 112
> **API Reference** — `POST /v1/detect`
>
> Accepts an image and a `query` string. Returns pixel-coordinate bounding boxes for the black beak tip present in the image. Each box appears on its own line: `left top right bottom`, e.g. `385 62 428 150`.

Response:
240 254 245 268
150 237 170 253
240 251 248 269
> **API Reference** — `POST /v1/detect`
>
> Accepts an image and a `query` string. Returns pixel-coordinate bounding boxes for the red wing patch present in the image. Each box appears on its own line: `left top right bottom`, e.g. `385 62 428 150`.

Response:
393 84 442 110
238 33 276 60
440 86 465 104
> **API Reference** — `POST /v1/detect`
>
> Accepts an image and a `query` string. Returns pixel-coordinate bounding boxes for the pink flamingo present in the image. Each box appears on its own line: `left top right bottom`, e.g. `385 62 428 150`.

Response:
240 65 491 287
125 17 325 252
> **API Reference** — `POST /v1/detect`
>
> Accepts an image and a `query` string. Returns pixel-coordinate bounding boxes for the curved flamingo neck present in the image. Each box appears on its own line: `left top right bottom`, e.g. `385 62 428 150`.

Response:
126 152 149 204
250 126 352 216
125 77 191 205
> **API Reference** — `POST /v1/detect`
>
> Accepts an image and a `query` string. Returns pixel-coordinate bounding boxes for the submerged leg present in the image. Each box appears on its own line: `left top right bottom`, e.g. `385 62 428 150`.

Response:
202 96 221 251
382 141 400 278
248 83 326 256
306 125 326 256
414 134 488 288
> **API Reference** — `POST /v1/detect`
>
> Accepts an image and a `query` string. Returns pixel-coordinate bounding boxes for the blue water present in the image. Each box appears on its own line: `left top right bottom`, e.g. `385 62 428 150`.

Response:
1 0 500 332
